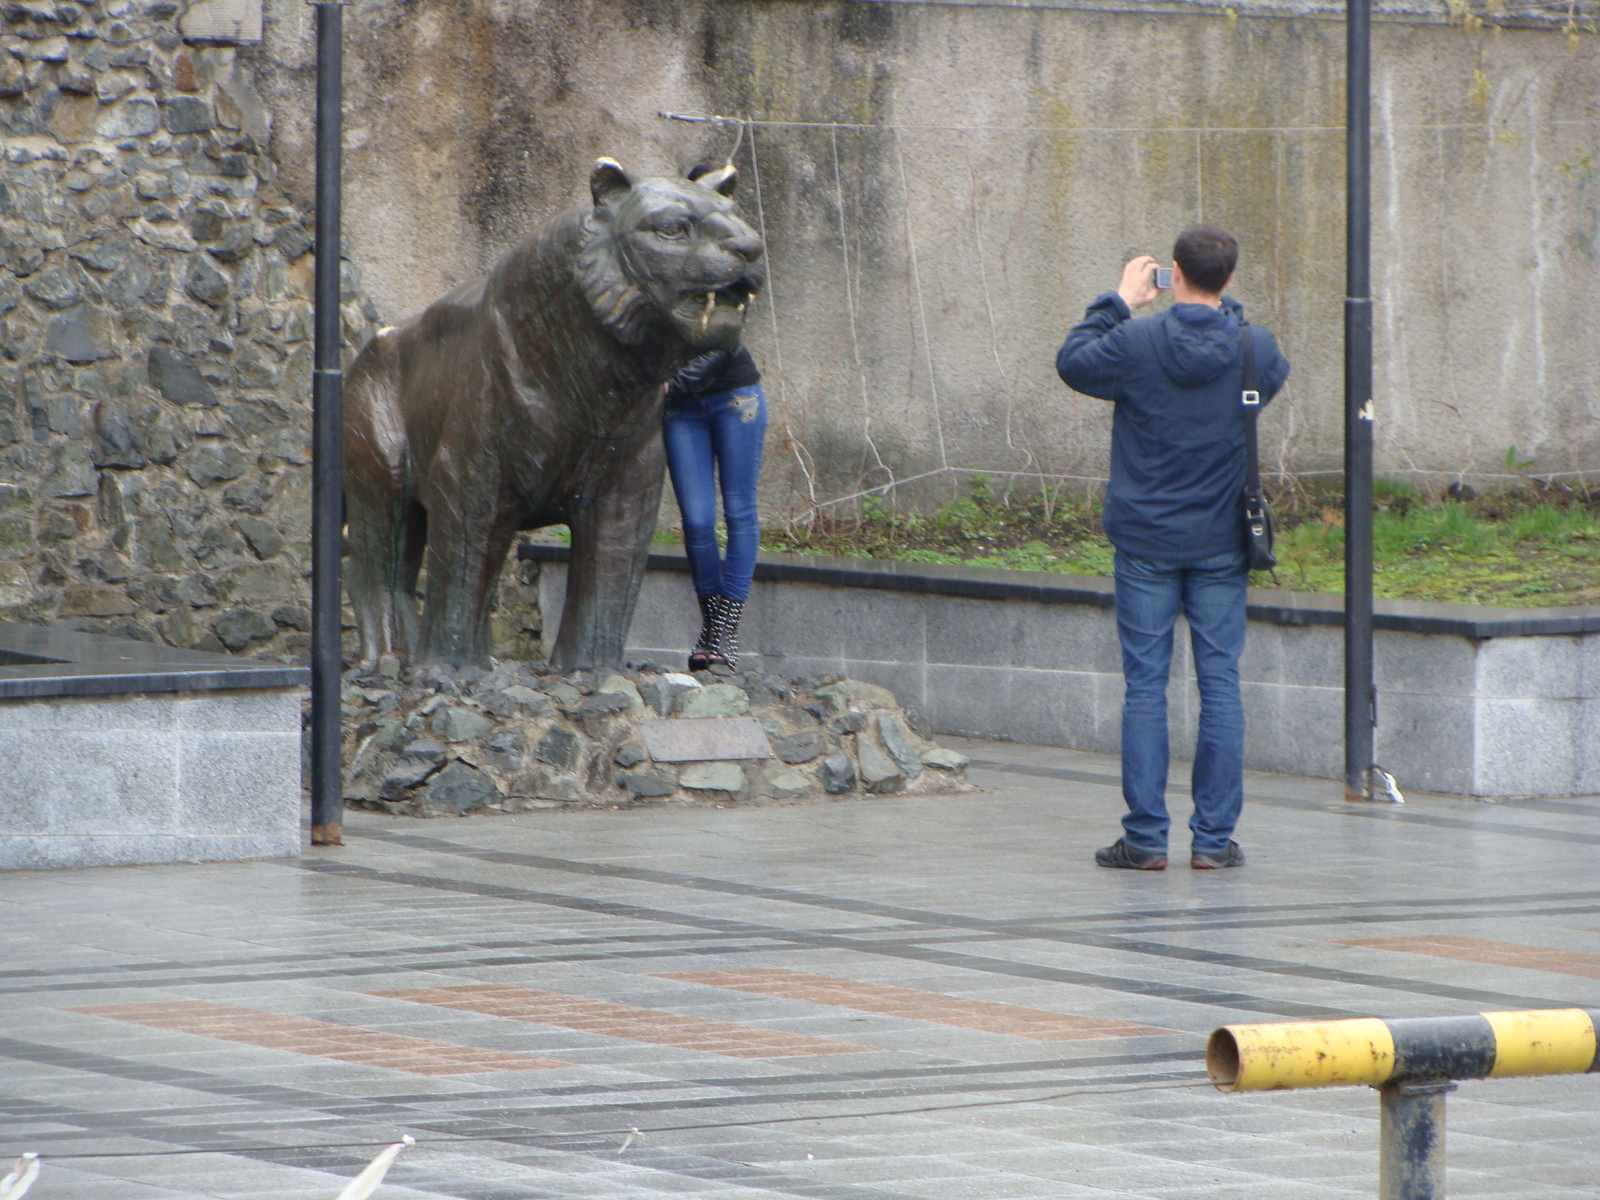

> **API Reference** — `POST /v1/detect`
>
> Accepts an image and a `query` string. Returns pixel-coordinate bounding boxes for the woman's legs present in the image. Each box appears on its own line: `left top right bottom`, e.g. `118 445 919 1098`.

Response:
706 386 768 604
662 400 724 599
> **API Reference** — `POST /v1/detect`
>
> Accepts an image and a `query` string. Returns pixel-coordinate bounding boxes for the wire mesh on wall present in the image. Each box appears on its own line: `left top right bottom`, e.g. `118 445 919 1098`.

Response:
661 87 1600 525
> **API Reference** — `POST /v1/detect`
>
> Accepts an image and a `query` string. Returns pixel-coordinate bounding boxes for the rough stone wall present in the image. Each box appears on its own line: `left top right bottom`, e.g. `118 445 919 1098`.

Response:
0 0 381 657
252 0 1600 513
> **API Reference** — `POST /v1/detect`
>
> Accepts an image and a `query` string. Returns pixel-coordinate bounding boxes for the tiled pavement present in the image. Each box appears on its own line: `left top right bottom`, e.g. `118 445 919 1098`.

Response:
2 735 1598 1200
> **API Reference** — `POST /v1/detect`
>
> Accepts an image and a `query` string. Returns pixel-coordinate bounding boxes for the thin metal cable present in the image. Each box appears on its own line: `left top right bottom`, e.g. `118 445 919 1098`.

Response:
1194 129 1204 220
962 133 1036 486
745 0 1597 26
745 122 819 515
661 111 1596 134
831 127 895 493
893 127 950 472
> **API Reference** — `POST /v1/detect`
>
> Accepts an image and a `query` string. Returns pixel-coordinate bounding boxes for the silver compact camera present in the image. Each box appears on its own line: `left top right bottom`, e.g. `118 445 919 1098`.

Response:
1152 266 1173 290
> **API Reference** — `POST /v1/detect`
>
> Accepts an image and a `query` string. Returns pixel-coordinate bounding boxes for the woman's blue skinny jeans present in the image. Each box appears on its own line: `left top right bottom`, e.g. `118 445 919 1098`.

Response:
662 384 768 603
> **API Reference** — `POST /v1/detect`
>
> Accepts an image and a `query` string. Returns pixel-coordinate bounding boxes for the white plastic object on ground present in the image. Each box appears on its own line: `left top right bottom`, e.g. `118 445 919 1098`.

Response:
1 1153 40 1200
335 1136 414 1200
1372 766 1405 804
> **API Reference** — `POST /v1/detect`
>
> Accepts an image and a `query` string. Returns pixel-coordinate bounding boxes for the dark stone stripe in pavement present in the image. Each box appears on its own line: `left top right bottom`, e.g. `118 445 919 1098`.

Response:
320 843 1589 1015
375 1067 1204 1122
0 1032 1202 1120
1063 902 1600 937
297 859 1361 1019
523 1047 1203 1098
0 931 781 984
0 941 820 999
1003 887 1600 927
16 894 1594 999
4 1030 1204 1114
0 1035 391 1116
0 1034 1196 1175
1504 797 1600 817
966 758 1600 846
356 825 1600 927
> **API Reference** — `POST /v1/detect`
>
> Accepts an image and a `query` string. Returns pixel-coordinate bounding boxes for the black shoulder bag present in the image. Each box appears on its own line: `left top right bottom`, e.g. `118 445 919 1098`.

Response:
1239 319 1276 571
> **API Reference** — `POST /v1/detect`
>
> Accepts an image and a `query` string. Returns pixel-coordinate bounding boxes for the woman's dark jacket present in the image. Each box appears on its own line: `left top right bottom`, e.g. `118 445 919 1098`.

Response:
665 346 761 403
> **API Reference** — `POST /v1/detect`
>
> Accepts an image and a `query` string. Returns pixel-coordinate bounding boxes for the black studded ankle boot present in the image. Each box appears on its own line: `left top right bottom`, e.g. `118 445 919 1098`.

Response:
688 593 724 672
713 596 745 671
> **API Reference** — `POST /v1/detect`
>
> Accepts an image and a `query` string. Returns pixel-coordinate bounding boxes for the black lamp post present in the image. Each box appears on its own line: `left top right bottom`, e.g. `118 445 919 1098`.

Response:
309 0 344 845
1344 0 1377 802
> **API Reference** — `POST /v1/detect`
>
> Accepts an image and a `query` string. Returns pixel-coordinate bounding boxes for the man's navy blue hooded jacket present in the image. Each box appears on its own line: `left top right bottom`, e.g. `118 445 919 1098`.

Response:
1056 292 1290 564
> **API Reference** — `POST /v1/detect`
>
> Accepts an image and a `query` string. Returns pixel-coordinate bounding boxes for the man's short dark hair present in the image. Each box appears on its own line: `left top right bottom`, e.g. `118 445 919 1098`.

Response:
1172 225 1238 294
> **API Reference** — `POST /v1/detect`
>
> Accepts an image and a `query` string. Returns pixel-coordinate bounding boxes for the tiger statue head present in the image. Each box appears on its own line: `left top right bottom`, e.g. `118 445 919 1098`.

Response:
577 158 766 349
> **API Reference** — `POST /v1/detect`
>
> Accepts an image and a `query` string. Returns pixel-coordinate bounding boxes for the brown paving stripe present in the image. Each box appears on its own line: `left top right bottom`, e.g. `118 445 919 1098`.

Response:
659 969 1171 1040
1339 935 1600 980
374 984 873 1058
72 1001 565 1075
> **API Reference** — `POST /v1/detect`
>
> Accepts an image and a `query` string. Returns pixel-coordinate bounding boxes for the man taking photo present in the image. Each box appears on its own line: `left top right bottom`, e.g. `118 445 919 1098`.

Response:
1056 225 1290 871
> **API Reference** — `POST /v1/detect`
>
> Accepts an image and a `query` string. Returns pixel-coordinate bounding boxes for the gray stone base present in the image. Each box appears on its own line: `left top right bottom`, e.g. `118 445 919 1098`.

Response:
0 688 303 870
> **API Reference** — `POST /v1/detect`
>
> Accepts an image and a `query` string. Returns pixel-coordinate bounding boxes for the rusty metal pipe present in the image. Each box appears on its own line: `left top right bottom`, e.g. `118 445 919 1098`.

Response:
1209 1010 1600 1200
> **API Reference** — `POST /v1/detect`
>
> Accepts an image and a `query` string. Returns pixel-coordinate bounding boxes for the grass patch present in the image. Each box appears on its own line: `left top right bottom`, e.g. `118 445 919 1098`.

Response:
745 475 1600 608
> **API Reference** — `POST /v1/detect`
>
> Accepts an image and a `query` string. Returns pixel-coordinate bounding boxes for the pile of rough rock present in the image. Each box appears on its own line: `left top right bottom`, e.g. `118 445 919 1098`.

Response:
341 662 973 816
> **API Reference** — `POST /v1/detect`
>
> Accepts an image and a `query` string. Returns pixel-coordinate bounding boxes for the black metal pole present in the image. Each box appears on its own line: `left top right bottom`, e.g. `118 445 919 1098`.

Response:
309 0 344 845
1344 0 1375 802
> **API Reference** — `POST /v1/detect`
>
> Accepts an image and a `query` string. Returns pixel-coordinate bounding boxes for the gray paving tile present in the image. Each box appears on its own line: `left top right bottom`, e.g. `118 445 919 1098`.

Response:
3 735 1598 1198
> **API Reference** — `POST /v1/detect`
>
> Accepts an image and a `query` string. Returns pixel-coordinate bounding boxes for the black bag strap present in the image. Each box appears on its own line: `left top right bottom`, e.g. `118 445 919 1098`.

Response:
1240 317 1262 500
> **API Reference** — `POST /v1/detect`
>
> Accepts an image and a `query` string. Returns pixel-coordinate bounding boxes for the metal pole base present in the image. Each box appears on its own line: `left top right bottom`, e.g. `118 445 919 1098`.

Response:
310 822 343 846
1379 1078 1454 1200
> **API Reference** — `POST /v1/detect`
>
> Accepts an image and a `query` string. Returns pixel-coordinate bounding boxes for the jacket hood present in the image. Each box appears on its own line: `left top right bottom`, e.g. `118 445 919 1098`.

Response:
1150 297 1242 387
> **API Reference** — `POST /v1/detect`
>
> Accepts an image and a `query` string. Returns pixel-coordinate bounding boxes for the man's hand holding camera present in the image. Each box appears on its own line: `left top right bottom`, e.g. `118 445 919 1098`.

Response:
1117 254 1164 310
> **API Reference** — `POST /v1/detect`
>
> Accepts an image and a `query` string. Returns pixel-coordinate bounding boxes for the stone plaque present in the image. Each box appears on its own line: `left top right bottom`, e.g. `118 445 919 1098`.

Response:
181 0 263 44
639 718 771 763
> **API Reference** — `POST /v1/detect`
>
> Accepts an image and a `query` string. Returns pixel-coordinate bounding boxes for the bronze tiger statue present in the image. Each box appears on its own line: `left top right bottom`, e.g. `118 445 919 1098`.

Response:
343 159 765 672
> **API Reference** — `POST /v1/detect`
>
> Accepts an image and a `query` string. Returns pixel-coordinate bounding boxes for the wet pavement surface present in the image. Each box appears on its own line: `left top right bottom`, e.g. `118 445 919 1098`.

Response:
3 736 1598 1199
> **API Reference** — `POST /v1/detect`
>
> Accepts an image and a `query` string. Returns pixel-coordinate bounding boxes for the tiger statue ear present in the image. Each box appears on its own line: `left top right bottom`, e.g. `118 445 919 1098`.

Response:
591 158 635 205
692 163 738 197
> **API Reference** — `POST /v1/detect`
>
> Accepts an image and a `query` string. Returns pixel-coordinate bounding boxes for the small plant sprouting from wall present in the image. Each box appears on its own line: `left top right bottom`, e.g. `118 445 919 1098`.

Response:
1557 151 1599 260
1470 63 1492 108
1444 0 1597 106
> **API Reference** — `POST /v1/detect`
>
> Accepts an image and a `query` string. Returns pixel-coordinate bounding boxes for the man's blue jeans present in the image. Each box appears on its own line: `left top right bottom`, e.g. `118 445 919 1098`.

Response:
663 385 768 603
1114 548 1248 857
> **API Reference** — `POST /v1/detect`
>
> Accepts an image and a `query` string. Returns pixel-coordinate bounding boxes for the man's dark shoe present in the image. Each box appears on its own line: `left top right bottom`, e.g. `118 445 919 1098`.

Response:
1191 841 1246 870
1095 838 1168 871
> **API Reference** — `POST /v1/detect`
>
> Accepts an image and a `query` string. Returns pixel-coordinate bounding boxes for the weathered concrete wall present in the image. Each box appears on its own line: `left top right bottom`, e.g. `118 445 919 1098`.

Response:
252 0 1600 515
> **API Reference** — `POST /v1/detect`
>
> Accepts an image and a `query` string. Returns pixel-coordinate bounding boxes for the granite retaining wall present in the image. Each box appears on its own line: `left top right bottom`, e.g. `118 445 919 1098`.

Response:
0 622 306 869
528 546 1600 800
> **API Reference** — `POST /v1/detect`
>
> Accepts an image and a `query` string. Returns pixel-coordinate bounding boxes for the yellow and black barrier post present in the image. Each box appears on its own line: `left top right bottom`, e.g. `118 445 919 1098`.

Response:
1207 1009 1600 1200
